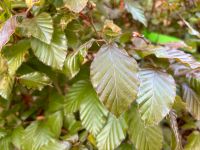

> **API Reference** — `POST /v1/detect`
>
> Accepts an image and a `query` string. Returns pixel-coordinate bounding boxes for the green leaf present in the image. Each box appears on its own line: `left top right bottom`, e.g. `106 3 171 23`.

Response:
186 71 200 95
0 74 14 100
0 129 20 150
63 52 83 79
0 16 17 50
31 30 67 70
0 129 7 139
0 134 12 150
49 0 64 7
18 72 51 90
0 54 8 74
22 121 54 150
137 68 176 125
182 84 200 120
91 43 139 116
64 0 88 13
0 1 11 22
96 114 127 150
185 131 200 150
0 129 13 150
124 0 147 26
40 141 70 150
45 111 63 138
22 13 53 44
25 0 45 7
11 126 24 149
127 104 163 150
64 114 82 135
0 54 14 100
3 40 30 75
143 31 182 44
154 47 200 69
77 38 95 57
116 143 135 150
64 80 108 137
63 39 95 79
172 96 186 112
47 92 65 113
64 80 91 114
80 82 108 136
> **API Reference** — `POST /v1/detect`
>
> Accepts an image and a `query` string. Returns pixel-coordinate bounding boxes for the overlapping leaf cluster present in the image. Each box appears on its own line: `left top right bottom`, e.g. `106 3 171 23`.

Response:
0 0 200 150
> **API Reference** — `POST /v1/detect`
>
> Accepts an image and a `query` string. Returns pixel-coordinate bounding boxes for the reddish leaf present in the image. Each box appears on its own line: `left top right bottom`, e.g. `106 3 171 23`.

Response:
0 16 17 50
155 47 200 69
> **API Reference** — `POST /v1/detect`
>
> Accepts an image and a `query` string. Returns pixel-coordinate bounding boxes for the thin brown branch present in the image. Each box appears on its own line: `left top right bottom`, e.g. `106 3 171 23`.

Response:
53 81 63 95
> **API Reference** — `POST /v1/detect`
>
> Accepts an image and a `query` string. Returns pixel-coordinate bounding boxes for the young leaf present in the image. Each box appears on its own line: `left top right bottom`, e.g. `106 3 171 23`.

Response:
18 72 51 90
64 0 88 13
124 0 147 26
80 85 108 136
185 131 200 150
63 39 95 79
137 68 176 125
103 20 121 37
96 114 127 150
3 40 30 75
127 104 163 150
31 30 67 70
182 84 200 120
22 13 53 44
91 43 139 116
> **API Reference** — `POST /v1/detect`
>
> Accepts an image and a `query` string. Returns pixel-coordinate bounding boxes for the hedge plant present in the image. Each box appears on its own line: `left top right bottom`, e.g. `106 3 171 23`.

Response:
0 0 200 150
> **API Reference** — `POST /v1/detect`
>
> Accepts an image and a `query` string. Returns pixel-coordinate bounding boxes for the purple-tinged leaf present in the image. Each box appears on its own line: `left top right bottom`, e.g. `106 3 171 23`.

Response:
0 16 17 50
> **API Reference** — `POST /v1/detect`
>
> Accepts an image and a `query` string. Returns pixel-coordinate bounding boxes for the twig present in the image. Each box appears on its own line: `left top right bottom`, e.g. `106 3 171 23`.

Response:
53 81 63 95
79 10 100 38
25 5 33 16
88 11 100 38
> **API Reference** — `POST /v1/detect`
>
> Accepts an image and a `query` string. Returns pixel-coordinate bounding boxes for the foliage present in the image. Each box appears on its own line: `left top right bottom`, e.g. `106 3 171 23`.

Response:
0 0 200 150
